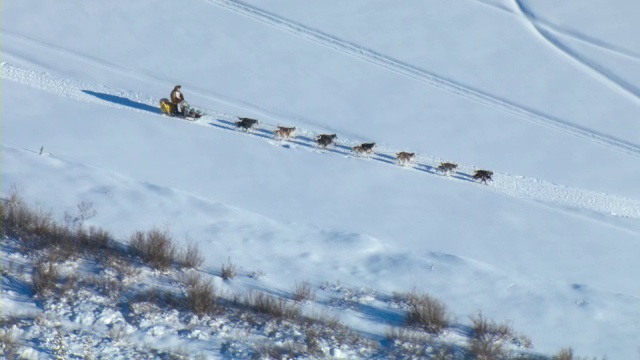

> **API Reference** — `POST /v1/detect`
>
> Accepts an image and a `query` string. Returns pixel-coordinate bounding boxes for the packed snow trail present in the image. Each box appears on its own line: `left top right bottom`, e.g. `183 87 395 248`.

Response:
3 62 640 222
204 0 640 159
512 0 640 103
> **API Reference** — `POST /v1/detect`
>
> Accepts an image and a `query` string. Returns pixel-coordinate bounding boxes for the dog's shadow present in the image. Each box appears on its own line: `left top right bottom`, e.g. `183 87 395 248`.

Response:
210 120 274 141
209 119 480 184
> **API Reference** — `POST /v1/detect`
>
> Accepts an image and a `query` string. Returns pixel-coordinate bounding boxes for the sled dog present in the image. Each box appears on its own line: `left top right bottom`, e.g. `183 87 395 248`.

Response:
436 162 458 175
353 142 376 156
235 117 258 131
274 126 296 139
396 152 415 165
473 169 493 184
315 134 337 148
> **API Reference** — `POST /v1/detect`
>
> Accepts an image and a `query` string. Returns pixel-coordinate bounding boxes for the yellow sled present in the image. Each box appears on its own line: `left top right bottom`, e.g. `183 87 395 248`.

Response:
159 98 175 115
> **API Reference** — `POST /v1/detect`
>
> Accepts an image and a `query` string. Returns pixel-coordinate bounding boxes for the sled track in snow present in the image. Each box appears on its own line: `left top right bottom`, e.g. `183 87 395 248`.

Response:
512 0 640 103
205 0 640 159
470 0 640 63
3 62 640 223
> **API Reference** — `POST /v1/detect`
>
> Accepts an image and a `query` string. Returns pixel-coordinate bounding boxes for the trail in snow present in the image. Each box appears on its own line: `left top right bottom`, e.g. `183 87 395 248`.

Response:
511 0 640 103
4 62 640 223
204 0 640 159
469 0 640 63
1 29 298 126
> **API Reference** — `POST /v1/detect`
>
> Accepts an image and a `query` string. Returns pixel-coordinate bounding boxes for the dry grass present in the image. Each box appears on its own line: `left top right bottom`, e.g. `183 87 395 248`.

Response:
76 225 112 252
292 281 315 303
177 242 204 269
2 190 114 261
221 258 237 280
183 273 217 316
32 261 60 297
0 327 20 360
552 347 575 360
399 291 449 335
252 342 306 360
3 190 585 360
468 312 515 360
244 291 301 320
82 274 124 299
129 228 176 270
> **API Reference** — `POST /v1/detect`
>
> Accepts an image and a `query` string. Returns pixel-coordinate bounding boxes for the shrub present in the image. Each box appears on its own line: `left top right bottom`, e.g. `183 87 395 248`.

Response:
177 243 204 269
253 342 305 360
82 274 124 299
63 201 96 229
183 273 217 316
77 225 111 252
3 190 56 248
221 258 237 280
0 327 20 360
552 347 574 360
385 327 430 357
129 228 176 270
293 281 315 303
244 291 300 320
402 292 449 335
129 287 181 310
32 261 60 297
468 312 514 360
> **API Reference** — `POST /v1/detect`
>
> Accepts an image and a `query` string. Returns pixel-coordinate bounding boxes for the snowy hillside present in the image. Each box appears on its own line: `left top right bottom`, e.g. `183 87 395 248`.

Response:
3 0 640 358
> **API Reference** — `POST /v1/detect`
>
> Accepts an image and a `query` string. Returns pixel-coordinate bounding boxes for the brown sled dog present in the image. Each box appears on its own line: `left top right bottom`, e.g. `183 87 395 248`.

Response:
396 152 415 165
353 142 376 156
274 126 296 140
436 162 458 175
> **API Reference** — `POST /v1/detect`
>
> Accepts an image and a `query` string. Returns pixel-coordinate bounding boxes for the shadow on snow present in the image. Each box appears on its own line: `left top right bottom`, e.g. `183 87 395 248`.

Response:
82 90 161 114
212 119 477 184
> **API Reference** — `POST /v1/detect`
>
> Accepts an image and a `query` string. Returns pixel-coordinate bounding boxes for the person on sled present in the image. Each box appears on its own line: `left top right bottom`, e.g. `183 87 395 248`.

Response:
170 85 186 116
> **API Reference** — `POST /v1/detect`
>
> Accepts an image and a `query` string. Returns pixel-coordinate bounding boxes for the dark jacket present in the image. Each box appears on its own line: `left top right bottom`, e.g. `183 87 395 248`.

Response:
170 87 184 104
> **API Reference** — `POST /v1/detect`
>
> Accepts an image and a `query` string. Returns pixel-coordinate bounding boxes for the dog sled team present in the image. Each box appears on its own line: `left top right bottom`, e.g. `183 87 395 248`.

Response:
160 86 493 184
159 85 204 120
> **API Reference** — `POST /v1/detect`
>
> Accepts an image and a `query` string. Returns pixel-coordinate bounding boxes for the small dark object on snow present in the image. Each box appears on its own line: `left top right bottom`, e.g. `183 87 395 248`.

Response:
396 152 415 165
353 142 376 156
235 117 258 131
473 169 494 184
186 109 202 119
315 134 337 148
437 162 458 175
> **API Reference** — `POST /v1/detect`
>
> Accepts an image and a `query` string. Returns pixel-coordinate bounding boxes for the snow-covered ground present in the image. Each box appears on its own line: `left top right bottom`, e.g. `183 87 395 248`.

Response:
2 0 640 358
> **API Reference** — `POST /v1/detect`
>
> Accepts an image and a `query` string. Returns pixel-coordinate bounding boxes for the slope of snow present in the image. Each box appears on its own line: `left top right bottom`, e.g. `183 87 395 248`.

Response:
3 0 640 358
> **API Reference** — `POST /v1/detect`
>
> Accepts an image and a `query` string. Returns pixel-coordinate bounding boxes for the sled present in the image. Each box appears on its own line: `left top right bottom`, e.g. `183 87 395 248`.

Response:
160 98 174 115
159 98 204 120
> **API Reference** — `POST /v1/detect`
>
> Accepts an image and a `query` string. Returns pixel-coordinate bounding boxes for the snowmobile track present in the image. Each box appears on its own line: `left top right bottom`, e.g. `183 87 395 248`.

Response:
469 0 640 62
512 0 640 103
206 0 640 159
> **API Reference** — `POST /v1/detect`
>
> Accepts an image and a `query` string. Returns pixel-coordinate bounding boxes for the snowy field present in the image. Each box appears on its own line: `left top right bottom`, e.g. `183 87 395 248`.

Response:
2 0 640 358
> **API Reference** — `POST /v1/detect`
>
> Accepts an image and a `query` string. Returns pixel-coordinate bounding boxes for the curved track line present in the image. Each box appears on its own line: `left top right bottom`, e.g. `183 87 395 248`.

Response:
205 0 640 159
513 0 640 103
468 0 640 63
4 62 640 223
